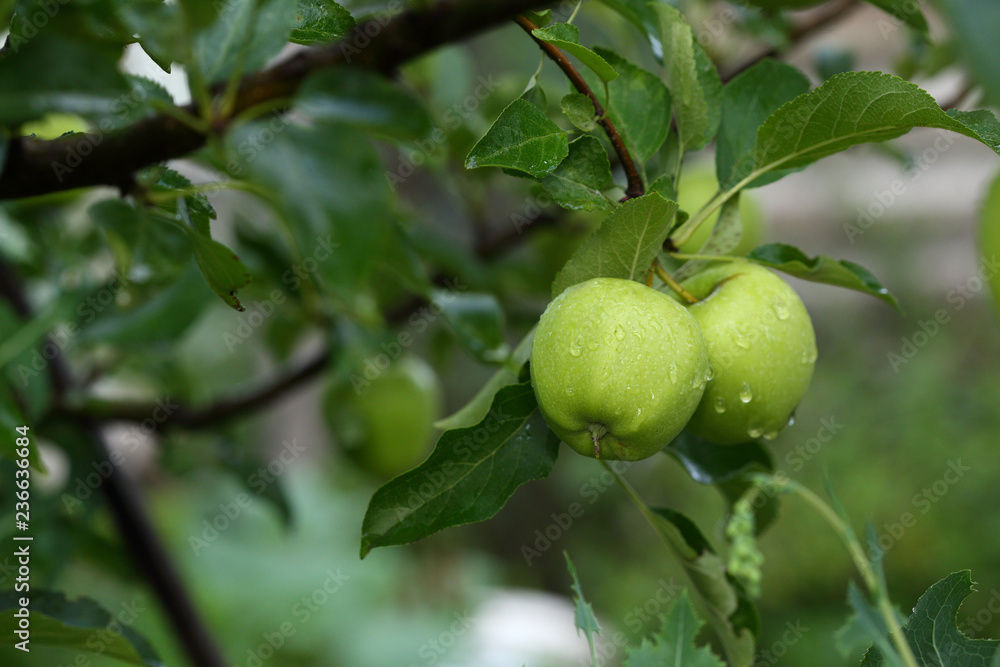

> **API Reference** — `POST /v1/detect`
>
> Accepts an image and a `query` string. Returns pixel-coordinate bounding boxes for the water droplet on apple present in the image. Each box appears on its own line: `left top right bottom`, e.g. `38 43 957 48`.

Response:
570 335 584 356
714 397 727 413
668 362 678 384
774 301 789 320
733 332 750 349
802 348 817 364
762 429 779 441
706 364 715 382
739 383 753 403
786 412 796 427
566 386 575 396
614 325 626 341
748 425 764 439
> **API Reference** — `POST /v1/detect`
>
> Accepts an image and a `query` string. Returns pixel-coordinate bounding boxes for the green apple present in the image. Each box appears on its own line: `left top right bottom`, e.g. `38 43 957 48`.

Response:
20 113 89 139
531 277 710 460
324 355 442 478
681 261 816 444
676 166 765 255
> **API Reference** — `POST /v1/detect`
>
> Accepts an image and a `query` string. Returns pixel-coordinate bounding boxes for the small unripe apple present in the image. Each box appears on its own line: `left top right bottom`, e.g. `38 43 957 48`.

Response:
531 278 710 460
323 355 442 478
681 262 816 444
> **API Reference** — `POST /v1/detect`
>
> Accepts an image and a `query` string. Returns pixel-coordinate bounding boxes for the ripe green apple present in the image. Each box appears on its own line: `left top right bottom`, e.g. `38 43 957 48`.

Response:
531 277 710 460
676 166 765 255
323 355 442 478
681 261 816 444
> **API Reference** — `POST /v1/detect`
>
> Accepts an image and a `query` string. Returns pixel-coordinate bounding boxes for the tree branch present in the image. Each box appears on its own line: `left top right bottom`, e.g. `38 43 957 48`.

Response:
65 347 331 429
0 0 554 201
720 0 860 83
513 14 645 200
0 257 227 667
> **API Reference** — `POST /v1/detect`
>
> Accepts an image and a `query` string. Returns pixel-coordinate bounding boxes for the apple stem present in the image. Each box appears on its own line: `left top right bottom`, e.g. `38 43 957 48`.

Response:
653 260 699 304
588 423 608 458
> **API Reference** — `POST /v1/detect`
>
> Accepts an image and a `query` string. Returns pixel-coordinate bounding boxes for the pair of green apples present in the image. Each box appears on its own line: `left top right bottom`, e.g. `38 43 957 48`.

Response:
531 262 817 459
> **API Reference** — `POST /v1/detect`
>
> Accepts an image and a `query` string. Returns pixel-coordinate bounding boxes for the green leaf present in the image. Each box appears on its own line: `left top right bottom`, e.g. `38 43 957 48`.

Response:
0 11 129 124
465 98 569 178
188 233 252 312
625 590 725 667
552 193 678 296
849 582 906 667
746 243 900 310
0 389 44 470
716 60 811 189
666 430 779 534
541 136 616 211
665 432 772 485
291 0 355 44
582 48 672 165
564 552 602 661
748 72 1000 188
936 0 1000 105
177 0 220 28
435 327 535 431
77 75 175 132
653 4 721 152
360 383 559 557
194 0 298 84
862 571 1000 666
865 0 928 35
296 67 433 141
524 10 553 27
560 93 599 132
0 589 163 666
596 0 664 60
531 23 619 82
645 507 757 666
77 263 213 347
231 120 391 316
142 166 217 236
431 291 510 364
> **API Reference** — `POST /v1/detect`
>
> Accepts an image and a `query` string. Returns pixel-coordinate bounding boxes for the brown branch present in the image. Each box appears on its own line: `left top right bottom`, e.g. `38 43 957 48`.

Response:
720 0 860 83
62 347 331 429
0 0 555 200
514 14 645 200
0 257 227 667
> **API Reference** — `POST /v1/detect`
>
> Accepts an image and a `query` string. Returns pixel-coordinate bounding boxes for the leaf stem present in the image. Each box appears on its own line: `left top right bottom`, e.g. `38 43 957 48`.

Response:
653 260 698 303
514 14 644 200
776 478 920 667
603 462 745 667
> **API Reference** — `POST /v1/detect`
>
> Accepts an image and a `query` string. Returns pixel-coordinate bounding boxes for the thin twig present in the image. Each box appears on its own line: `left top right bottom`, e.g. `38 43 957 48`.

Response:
514 14 645 200
720 0 861 83
0 257 227 667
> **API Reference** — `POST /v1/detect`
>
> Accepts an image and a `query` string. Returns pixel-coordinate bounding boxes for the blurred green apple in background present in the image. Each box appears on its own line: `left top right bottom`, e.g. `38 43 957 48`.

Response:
324 355 442 478
20 113 89 139
676 165 765 255
531 277 710 460
681 261 816 444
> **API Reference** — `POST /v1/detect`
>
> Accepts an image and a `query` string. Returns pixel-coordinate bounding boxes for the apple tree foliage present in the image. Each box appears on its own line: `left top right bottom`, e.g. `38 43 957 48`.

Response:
1 0 1000 665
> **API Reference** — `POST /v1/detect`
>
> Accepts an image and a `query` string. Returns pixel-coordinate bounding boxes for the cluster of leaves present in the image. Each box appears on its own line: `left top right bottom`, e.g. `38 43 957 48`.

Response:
1 0 1000 664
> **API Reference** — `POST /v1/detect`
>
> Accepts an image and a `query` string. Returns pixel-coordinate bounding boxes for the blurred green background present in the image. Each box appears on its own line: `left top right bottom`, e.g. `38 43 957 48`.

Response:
2 1 1000 665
